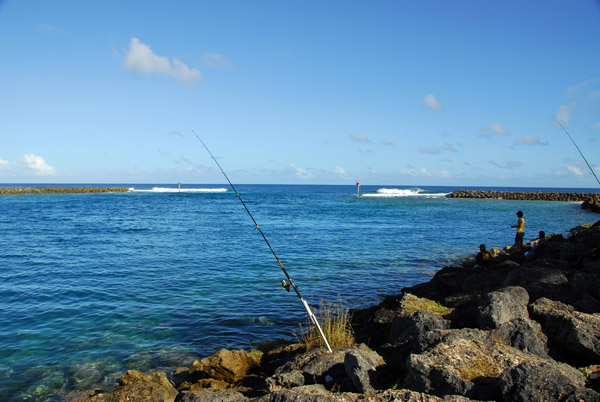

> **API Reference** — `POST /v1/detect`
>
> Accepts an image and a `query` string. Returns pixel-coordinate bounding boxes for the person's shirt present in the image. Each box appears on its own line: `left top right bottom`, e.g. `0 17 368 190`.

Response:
516 217 525 233
476 251 491 266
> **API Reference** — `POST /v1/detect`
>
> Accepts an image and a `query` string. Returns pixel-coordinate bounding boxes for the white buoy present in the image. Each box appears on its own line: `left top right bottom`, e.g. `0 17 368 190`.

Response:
356 181 361 197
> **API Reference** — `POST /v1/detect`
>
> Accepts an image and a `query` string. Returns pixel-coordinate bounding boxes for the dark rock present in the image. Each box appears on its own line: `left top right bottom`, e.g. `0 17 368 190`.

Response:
529 297 600 364
499 360 597 402
492 318 548 357
476 286 529 329
503 259 570 302
344 345 385 393
389 311 449 352
176 389 249 401
266 370 305 392
268 385 334 402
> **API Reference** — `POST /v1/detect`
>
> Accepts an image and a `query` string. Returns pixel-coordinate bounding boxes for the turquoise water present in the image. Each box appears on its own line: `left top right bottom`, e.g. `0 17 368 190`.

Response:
0 184 598 401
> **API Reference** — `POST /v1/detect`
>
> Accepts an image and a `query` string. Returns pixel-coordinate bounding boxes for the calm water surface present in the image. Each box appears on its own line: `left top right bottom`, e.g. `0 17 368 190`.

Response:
0 184 598 401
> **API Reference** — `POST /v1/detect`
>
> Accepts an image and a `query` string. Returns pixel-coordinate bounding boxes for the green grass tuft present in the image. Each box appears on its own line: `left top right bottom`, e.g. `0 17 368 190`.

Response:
296 297 355 351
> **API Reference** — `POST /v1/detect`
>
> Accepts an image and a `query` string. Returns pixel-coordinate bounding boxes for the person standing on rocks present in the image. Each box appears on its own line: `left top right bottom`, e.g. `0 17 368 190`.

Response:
512 211 525 251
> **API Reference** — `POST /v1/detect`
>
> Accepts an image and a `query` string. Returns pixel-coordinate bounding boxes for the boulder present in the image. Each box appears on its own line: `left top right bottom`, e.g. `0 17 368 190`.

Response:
79 370 177 402
400 328 557 399
492 318 548 357
188 348 262 384
529 297 600 363
476 286 529 329
177 389 249 401
268 384 334 402
344 345 385 393
503 259 570 302
267 388 477 402
266 370 305 392
388 310 449 352
499 360 598 402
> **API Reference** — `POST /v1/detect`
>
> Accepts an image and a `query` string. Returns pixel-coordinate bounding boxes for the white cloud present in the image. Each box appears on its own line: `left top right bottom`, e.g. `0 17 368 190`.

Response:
0 154 55 177
124 37 202 85
400 167 450 178
515 136 548 146
287 164 312 179
481 123 508 137
419 143 459 154
566 165 584 177
349 135 371 143
199 53 231 68
382 138 395 146
334 166 347 176
423 94 443 110
593 122 600 129
491 160 522 170
444 143 460 153
418 147 440 154
555 105 571 124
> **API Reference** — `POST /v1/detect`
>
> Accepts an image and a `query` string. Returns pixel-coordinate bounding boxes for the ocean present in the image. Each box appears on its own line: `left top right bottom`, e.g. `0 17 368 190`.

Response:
1 184 598 401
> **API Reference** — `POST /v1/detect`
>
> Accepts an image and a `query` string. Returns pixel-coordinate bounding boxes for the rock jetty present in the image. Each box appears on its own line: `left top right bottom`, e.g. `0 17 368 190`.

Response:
447 190 600 213
69 219 600 402
0 187 130 194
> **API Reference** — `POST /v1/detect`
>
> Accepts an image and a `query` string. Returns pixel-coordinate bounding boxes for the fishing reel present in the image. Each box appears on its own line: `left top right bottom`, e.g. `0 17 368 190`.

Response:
281 279 291 292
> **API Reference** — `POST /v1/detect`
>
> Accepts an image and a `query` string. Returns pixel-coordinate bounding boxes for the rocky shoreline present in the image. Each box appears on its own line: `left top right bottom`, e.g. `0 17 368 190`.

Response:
0 187 130 194
446 190 600 213
66 215 600 402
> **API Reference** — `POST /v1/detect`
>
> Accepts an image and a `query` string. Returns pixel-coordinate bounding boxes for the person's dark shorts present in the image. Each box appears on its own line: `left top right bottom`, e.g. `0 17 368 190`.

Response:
515 232 524 247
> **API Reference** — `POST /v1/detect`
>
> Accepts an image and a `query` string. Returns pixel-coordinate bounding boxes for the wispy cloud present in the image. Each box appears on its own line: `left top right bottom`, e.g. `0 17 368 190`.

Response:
400 166 450 178
0 154 55 177
382 138 395 146
490 160 522 170
333 166 350 177
481 123 508 137
423 93 443 110
36 22 65 34
555 105 571 124
199 53 231 68
287 164 312 179
593 122 600 130
566 165 584 177
514 136 548 146
124 37 202 85
349 134 371 143
418 147 440 155
418 143 460 154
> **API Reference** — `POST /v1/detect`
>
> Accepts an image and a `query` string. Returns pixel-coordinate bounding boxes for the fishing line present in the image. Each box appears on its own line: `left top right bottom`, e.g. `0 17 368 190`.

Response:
554 117 600 186
192 131 333 353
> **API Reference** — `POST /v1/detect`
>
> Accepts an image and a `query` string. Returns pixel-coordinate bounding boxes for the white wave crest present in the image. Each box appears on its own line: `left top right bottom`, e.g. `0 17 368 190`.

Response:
361 188 447 198
130 187 228 193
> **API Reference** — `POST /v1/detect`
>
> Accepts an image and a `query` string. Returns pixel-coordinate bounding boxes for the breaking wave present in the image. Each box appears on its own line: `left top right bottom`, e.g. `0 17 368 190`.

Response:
129 187 228 193
361 188 448 198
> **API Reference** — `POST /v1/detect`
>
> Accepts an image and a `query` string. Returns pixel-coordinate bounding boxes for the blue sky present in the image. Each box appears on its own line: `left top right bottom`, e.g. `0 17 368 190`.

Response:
1 1 599 187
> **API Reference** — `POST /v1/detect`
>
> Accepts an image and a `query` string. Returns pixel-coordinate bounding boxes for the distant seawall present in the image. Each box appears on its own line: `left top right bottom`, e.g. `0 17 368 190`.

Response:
446 190 600 212
0 187 130 194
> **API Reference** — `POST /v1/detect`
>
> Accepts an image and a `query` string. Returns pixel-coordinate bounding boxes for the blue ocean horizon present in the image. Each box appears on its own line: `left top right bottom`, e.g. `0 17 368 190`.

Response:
1 184 599 401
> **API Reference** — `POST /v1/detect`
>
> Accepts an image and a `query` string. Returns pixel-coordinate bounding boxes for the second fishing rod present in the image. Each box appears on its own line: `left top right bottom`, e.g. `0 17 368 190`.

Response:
193 131 333 353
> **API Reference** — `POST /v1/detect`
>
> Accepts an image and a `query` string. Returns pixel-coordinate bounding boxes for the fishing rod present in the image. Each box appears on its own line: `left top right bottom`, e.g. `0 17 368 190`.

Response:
192 131 333 353
554 117 600 186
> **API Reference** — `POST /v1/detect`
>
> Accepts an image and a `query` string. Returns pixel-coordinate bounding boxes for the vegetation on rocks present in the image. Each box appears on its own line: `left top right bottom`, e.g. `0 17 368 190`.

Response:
298 298 355 351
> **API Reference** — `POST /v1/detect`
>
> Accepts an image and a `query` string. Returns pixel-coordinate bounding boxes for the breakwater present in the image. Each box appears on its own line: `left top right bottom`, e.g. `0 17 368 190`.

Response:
0 187 130 194
447 190 600 213
446 189 597 202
